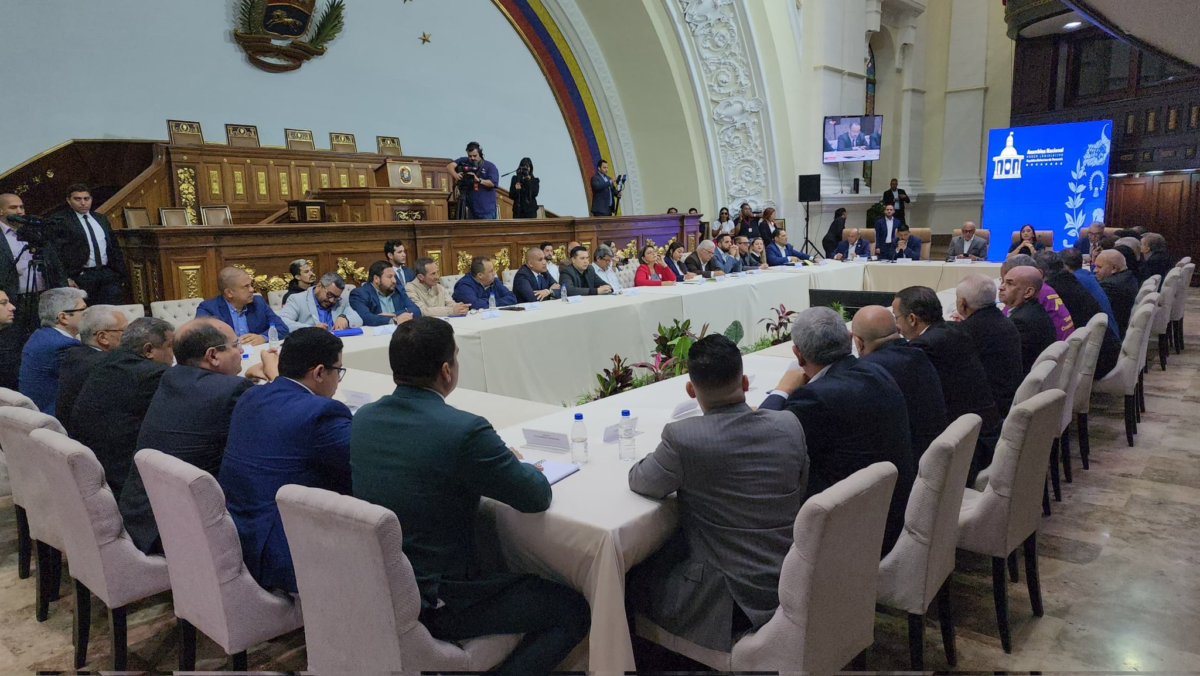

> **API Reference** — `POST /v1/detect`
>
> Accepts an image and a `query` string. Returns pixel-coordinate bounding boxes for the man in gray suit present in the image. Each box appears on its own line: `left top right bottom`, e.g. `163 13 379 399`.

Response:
945 221 989 261
627 334 809 653
278 272 363 332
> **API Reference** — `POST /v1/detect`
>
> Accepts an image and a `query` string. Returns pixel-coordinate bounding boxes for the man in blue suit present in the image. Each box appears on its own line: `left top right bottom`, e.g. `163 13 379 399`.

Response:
874 204 900 259
512 247 561 303
385 240 417 287
220 328 351 593
892 224 923 261
832 228 872 260
759 306 915 557
348 261 420 326
452 256 517 309
765 229 812 266
196 266 290 345
19 287 86 414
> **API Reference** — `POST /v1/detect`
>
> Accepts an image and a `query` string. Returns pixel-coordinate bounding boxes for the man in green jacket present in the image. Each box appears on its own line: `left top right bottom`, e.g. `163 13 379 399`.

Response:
350 317 590 675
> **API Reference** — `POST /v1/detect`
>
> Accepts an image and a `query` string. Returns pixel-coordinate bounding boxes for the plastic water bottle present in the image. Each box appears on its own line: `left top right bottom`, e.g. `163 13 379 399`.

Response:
618 410 636 461
268 322 280 349
570 413 588 465
488 289 497 310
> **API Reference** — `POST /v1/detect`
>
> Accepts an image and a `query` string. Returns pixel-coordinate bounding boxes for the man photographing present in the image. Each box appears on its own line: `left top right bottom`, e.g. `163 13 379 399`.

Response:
446 142 500 220
590 159 620 216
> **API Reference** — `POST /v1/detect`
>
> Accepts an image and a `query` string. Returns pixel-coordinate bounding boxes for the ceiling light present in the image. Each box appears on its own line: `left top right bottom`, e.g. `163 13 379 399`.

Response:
1064 21 1083 29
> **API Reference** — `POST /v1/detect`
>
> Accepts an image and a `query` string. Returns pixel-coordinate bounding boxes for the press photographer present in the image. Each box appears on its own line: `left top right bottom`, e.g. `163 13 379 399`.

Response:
446 142 500 220
508 157 540 219
590 158 623 217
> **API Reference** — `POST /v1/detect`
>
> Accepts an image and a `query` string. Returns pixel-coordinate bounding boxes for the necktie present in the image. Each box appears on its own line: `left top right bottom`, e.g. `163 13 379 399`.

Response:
535 273 542 291
82 213 104 268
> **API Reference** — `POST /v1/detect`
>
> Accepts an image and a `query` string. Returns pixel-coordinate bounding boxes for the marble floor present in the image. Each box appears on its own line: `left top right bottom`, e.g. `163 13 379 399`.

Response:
2 291 1199 674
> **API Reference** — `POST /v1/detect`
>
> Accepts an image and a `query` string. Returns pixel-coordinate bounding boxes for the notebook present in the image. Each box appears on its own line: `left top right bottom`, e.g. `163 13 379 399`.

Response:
522 459 580 485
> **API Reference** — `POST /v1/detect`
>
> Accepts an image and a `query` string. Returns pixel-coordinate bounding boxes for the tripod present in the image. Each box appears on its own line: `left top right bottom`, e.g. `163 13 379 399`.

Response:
14 244 48 337
797 202 822 258
453 180 473 220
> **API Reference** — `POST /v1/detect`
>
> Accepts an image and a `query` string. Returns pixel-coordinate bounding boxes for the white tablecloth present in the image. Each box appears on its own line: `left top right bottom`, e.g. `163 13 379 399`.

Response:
863 260 1002 292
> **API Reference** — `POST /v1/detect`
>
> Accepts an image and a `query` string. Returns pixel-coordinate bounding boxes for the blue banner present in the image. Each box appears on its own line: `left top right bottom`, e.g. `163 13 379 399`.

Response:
981 120 1113 261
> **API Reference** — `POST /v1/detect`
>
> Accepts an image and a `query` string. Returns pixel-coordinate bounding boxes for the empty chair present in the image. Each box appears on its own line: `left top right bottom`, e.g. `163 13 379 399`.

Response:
877 414 981 670
1072 314 1109 470
1170 263 1194 352
1134 283 1157 307
959 389 1067 654
134 449 303 671
0 388 38 560
1179 256 1194 267
1030 342 1067 396
634 463 899 671
991 360 1058 517
275 484 523 674
1153 268 1182 370
1093 303 1155 446
1052 325 1089 490
28 429 171 670
150 297 203 328
1135 292 1161 419
0 406 68 621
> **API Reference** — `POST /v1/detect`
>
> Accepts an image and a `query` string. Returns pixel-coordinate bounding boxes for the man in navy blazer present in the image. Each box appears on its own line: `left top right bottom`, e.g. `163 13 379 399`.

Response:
385 240 417 287
348 261 420 326
196 267 290 345
19 287 86 414
452 256 517 309
892 224 922 260
874 204 901 259
759 306 914 557
219 328 352 593
832 229 872 260
765 229 812 266
512 247 561 303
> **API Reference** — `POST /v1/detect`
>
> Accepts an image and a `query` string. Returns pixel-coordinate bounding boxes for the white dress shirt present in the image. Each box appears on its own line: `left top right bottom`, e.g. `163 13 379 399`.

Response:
883 217 895 244
592 262 622 292
75 211 109 268
2 221 41 293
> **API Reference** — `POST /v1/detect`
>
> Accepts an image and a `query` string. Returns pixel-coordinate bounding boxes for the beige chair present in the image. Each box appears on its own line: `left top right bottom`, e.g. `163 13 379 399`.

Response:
501 268 517 289
1152 268 1182 370
1170 263 1194 352
1072 314 1109 470
1093 301 1155 446
907 227 933 260
878 414 981 670
28 429 171 670
268 289 288 312
275 485 523 673
134 450 303 671
960 389 1067 654
617 267 636 289
636 463 899 671
0 406 67 620
113 304 145 323
1031 341 1068 399
1134 292 1160 421
1049 326 1087 497
439 274 464 294
0 385 36 504
987 360 1058 516
150 297 203 328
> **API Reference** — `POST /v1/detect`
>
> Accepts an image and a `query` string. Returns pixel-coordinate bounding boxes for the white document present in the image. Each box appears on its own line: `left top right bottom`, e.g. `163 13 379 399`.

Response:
372 324 398 336
671 399 700 419
522 429 571 453
895 258 913 264
341 389 373 413
602 417 642 443
525 302 542 310
480 310 502 319
522 459 580 485
566 296 583 304
622 288 640 296
747 268 765 274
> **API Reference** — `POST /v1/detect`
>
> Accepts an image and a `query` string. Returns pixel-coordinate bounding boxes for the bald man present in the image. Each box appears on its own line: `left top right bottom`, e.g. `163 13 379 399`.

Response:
196 266 290 344
1095 249 1138 337
999 266 1056 373
512 246 561 303
852 305 947 459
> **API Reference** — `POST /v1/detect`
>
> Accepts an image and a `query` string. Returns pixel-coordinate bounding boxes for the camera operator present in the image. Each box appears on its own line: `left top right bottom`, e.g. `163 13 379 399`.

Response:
49 183 127 304
509 157 540 219
590 159 620 217
446 142 500 220
0 193 68 387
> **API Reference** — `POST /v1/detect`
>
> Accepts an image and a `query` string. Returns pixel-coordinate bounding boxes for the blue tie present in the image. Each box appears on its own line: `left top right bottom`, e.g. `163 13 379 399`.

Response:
536 274 542 290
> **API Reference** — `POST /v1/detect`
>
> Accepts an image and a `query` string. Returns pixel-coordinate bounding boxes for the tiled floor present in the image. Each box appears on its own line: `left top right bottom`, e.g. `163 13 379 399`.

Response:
2 292 1199 673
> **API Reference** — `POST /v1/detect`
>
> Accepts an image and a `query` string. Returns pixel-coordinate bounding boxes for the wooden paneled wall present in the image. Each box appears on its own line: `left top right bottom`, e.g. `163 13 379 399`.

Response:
1107 171 1200 265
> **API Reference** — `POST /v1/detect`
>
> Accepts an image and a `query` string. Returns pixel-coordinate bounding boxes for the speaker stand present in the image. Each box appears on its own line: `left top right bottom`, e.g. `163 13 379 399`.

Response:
799 201 821 258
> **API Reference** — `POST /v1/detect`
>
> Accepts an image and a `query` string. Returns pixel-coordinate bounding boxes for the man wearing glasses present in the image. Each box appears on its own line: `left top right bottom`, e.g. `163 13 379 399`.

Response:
946 221 988 261
18 287 87 413
56 305 128 427
279 271 363 333
220 328 352 594
197 267 291 346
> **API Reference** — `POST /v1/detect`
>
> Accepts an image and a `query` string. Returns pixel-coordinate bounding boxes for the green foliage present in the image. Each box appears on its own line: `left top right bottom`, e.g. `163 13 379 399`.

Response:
307 0 345 50
594 354 634 399
633 352 683 383
759 304 798 345
741 335 776 354
723 320 745 346
652 318 707 357
829 301 849 322
237 0 266 34
866 200 886 229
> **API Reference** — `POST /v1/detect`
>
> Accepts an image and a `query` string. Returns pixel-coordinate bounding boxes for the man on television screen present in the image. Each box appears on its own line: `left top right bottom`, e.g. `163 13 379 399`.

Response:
836 122 868 151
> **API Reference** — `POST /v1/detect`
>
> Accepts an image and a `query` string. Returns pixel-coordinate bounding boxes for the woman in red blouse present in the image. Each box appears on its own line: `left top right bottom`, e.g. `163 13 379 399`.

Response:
634 244 677 286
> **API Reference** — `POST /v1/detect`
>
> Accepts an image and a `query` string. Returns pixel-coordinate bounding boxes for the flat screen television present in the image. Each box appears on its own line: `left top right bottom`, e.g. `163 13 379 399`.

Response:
823 115 883 163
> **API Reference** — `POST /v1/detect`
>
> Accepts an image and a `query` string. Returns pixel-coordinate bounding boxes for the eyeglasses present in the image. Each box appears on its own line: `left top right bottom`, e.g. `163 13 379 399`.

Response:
329 366 347 381
319 288 342 301
95 328 125 336
61 308 85 315
210 339 241 352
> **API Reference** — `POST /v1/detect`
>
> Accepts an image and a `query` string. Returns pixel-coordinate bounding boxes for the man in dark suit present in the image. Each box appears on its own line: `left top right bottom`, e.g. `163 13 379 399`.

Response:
1139 233 1173 288
590 159 619 216
560 245 614 295
832 228 872 260
49 184 126 305
196 266 290 345
836 122 868 151
760 306 914 557
892 224 922 260
120 318 276 554
384 240 416 287
998 266 1056 374
627 334 808 652
348 261 420 327
452 256 518 309
953 274 1023 417
1036 252 1120 378
351 318 590 675
1095 250 1139 337
512 246 561 303
19 287 86 413
852 306 947 460
220 328 352 593
945 221 989 261
881 178 910 225
0 290 17 390
67 317 175 501
56 305 127 429
874 204 900 259
684 240 729 278
765 229 812 266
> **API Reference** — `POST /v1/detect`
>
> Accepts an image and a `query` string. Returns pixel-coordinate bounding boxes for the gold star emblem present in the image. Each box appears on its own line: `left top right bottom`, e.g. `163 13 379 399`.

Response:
419 32 431 44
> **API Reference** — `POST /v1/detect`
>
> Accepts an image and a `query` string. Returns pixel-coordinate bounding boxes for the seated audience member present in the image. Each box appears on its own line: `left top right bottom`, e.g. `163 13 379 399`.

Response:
512 246 562 303
667 207 679 214
385 239 416 286
1073 222 1106 260
601 240 627 268
734 235 751 266
892 224 922 260
760 307 914 557
220 328 352 593
756 207 781 245
281 259 316 306
539 242 561 283
1034 251 1119 378
627 334 809 652
0 290 16 391
710 234 744 274
452 256 518 309
19 287 86 414
744 237 769 269
1007 224 1046 258
1061 248 1120 339
591 244 624 293
351 318 590 675
1114 243 1143 283
406 257 470 317
998 265 1057 374
56 305 127 428
946 221 988 261
197 266 291 345
560 246 613 296
1140 232 1173 288
1002 255 1073 340
119 318 278 554
953 275 1023 417
68 317 175 500
852 306 947 459
765 229 812 266
832 228 871 260
685 240 728 278
664 242 694 280
713 207 735 237
634 245 678 287
1094 249 1138 337
349 261 419 326
280 272 363 332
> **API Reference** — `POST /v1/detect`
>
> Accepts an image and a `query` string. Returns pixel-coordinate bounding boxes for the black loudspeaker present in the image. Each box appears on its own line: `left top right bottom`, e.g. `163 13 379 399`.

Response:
853 178 860 194
797 174 821 203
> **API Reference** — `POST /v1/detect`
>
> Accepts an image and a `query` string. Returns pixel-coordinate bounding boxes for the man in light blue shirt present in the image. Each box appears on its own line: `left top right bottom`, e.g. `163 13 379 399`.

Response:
591 244 623 292
712 234 744 273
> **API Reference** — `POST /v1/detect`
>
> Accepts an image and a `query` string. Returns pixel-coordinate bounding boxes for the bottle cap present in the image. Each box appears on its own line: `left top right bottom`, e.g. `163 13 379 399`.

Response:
574 413 583 420
621 409 630 416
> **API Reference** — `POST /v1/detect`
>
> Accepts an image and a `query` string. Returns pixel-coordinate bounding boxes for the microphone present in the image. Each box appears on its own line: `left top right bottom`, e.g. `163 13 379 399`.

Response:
7 214 45 226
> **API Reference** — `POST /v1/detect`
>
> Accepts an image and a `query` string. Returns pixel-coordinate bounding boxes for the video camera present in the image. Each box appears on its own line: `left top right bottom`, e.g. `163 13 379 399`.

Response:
456 159 481 191
9 214 57 251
